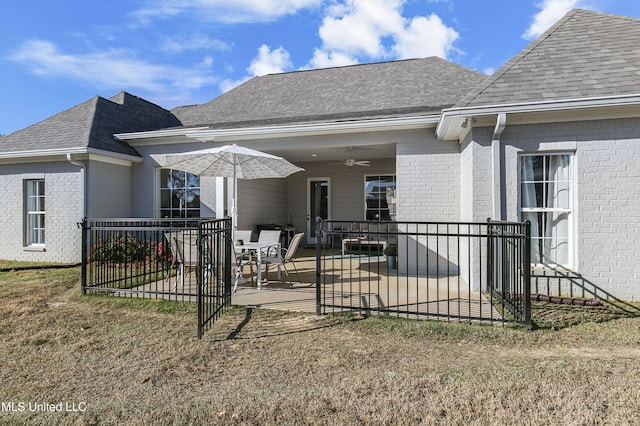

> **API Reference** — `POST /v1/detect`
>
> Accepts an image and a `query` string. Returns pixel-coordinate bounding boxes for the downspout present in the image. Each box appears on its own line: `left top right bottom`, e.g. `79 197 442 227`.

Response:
491 113 507 221
66 154 86 219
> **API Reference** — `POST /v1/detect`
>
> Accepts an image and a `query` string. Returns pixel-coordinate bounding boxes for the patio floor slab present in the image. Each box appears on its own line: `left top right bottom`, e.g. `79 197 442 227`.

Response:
118 248 504 322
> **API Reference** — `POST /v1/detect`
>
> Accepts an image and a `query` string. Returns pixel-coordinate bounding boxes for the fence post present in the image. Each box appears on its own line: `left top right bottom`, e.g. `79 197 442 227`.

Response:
522 220 532 329
80 218 87 295
197 220 204 340
486 219 494 295
225 220 232 303
315 217 323 316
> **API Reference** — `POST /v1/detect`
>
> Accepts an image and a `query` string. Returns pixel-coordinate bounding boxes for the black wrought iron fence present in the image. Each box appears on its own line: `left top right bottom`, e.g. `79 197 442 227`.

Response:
80 217 233 338
198 218 233 338
316 219 531 327
82 218 199 300
487 220 531 327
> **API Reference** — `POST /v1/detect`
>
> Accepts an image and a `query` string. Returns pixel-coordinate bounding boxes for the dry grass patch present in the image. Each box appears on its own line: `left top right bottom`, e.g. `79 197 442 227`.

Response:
0 267 639 425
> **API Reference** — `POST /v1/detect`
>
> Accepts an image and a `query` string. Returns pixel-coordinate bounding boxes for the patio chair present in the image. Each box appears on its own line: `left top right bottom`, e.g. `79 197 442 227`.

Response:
262 233 305 285
232 230 255 293
233 247 256 294
257 229 282 256
164 231 180 288
164 231 199 292
233 229 253 246
233 229 255 274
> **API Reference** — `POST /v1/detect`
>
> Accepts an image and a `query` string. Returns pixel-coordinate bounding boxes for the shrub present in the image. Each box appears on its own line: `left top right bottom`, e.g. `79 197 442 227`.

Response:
148 241 173 264
90 233 147 263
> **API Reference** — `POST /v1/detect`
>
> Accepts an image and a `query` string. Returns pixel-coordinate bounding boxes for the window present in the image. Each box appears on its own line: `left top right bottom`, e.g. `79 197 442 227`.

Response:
158 169 200 218
25 179 45 246
519 154 572 266
365 175 396 221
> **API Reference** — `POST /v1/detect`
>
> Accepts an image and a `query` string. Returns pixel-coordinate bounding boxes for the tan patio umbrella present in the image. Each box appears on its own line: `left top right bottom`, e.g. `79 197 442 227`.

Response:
151 144 304 229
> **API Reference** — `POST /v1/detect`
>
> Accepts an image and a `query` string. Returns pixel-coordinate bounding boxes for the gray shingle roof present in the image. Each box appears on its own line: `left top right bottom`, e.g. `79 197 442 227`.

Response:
0 92 181 157
456 9 640 108
172 57 485 128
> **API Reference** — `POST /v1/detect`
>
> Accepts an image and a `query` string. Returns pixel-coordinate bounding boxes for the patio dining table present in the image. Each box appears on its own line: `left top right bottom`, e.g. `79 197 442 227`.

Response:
236 241 281 289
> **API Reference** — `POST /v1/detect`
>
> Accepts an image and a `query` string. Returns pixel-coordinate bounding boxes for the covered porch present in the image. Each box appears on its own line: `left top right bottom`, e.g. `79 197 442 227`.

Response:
216 138 399 248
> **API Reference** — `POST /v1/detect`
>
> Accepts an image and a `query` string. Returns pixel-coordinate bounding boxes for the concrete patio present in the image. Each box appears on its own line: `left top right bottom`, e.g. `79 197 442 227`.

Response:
118 248 504 322
232 248 504 321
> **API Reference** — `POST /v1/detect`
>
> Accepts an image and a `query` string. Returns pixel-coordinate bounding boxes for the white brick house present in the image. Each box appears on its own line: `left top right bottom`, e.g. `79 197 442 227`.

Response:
1 9 639 300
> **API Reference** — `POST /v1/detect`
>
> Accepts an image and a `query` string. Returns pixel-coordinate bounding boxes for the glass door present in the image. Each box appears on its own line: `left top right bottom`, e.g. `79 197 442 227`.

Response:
307 178 330 245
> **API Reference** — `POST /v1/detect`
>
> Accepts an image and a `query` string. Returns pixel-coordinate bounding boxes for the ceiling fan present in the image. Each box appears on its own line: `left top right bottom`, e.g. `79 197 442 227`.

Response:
333 158 370 167
330 147 371 167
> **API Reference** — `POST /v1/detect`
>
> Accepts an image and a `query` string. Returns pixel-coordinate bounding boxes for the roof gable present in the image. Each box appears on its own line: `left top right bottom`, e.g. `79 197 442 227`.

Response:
0 92 181 157
172 57 485 128
0 97 99 155
457 9 640 108
89 92 181 155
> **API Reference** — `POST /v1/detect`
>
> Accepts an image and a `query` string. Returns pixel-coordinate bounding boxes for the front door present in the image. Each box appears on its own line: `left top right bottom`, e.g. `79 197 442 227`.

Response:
307 178 330 245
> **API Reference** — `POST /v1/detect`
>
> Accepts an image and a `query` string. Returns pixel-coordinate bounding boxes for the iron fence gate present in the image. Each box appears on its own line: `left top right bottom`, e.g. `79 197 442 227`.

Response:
197 218 233 338
487 220 532 327
80 217 233 338
315 219 531 327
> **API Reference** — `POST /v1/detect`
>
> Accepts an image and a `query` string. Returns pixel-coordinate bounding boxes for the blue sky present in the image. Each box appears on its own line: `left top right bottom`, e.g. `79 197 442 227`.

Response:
2 0 640 135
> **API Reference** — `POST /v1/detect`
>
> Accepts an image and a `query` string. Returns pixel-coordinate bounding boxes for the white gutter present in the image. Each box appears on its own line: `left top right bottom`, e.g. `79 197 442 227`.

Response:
437 93 640 140
115 115 440 143
184 115 440 142
0 147 143 163
66 154 86 219
114 127 210 140
491 113 507 221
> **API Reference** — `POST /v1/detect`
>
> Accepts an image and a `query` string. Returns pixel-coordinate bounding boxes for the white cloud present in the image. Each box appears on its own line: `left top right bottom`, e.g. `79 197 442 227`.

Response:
392 14 458 59
308 49 357 69
219 76 251 93
201 56 214 67
318 0 406 59
160 35 229 53
523 0 584 39
134 0 322 24
219 44 293 93
10 39 217 101
133 1 184 25
309 0 459 69
248 45 293 76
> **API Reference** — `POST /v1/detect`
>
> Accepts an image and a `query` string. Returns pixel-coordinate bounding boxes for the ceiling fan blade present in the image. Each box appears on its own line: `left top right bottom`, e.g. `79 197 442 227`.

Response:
354 160 370 166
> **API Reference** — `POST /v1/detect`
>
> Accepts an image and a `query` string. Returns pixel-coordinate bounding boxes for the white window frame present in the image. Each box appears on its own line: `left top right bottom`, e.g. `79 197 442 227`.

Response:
364 174 396 221
518 152 574 268
24 179 45 247
156 168 201 219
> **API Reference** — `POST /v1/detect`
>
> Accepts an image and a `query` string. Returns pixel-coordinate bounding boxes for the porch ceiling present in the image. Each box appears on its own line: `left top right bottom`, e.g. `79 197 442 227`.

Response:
264 142 396 163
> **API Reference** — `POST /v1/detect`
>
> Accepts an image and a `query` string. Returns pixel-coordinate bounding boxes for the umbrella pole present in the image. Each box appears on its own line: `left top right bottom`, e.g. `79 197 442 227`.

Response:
232 157 238 230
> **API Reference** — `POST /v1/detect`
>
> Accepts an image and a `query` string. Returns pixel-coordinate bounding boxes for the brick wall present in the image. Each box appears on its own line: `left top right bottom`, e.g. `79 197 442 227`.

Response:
460 127 493 222
396 135 461 275
396 137 460 222
0 162 82 263
499 117 640 301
